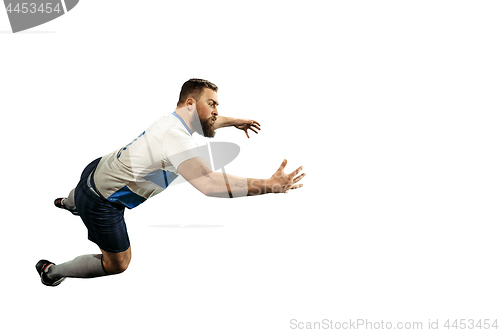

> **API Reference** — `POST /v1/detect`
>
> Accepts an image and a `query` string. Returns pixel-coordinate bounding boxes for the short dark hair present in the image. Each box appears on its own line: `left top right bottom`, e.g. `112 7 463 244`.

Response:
177 78 218 107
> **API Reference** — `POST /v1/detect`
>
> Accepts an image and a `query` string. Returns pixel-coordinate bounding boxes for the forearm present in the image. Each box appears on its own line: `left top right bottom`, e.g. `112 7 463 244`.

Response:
246 178 273 196
213 116 237 129
203 171 272 198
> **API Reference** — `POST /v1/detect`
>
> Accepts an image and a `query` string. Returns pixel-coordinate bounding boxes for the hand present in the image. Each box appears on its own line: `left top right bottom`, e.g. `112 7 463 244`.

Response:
269 159 305 193
234 119 261 138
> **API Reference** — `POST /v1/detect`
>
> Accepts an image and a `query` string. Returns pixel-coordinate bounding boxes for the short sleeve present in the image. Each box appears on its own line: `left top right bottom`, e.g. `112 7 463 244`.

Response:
162 127 201 171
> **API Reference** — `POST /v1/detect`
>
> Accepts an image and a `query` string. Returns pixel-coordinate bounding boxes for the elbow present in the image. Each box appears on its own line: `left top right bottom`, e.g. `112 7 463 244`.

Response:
199 182 216 197
200 183 232 198
195 173 234 198
201 186 215 197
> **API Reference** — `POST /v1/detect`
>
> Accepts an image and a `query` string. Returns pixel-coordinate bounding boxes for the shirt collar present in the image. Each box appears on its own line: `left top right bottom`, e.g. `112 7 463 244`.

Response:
172 111 192 135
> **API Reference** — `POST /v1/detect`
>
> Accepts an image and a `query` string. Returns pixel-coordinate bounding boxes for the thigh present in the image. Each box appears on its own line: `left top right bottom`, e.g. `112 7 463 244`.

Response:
74 157 130 253
76 182 130 253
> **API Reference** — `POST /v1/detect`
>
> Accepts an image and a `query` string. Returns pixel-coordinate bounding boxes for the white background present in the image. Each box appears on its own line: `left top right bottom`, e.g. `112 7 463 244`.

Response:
1 1 499 332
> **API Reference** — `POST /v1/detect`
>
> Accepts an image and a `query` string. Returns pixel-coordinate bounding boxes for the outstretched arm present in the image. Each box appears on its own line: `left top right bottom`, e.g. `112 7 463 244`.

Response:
214 116 261 138
177 157 305 198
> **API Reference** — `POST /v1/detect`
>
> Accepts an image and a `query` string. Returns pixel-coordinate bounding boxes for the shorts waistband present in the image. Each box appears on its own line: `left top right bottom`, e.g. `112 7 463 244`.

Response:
86 169 125 209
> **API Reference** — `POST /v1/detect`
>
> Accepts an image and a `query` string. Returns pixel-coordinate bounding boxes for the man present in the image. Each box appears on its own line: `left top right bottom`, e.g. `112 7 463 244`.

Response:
36 79 306 286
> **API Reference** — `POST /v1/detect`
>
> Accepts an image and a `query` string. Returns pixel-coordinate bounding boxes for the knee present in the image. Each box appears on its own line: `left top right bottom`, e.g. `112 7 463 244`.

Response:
103 253 131 275
110 261 130 275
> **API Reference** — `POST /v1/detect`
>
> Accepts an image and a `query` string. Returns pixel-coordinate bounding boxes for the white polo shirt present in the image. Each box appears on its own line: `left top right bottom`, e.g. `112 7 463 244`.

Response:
93 112 202 208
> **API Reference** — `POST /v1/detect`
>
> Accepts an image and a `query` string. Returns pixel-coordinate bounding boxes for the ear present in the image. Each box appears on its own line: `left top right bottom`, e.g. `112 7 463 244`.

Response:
186 97 196 111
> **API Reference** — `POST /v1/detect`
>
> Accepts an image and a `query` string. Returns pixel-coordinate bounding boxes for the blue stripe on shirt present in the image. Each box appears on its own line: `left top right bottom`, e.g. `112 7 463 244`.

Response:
107 186 147 209
173 112 192 135
143 169 178 189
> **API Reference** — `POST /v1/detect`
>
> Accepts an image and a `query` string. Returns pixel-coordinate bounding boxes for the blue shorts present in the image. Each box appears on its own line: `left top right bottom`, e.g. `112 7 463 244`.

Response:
74 158 130 253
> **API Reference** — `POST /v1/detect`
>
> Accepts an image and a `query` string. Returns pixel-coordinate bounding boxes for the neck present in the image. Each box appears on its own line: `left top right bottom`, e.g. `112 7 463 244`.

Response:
174 106 198 134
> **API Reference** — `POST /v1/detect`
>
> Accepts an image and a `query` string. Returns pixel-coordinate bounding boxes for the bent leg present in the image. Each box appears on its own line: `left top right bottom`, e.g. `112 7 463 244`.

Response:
44 158 131 282
45 246 131 279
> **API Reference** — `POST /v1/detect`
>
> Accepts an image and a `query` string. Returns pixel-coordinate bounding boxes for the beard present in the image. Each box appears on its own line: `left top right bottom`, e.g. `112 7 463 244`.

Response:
201 117 216 138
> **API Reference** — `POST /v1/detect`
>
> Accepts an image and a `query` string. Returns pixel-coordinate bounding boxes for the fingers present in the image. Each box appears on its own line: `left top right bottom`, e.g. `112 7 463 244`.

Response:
250 126 259 134
277 161 306 176
251 123 261 131
279 159 288 171
273 161 306 193
285 183 303 193
247 123 260 137
285 166 305 193
286 172 305 193
241 122 260 138
293 172 306 184
291 166 304 178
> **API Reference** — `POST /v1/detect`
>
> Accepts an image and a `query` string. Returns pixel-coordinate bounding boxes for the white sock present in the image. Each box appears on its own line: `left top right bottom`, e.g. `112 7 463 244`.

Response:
46 254 107 279
63 188 76 210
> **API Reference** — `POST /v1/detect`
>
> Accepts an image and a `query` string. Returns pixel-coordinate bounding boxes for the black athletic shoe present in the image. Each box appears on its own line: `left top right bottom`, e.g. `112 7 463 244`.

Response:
54 198 79 216
35 260 66 287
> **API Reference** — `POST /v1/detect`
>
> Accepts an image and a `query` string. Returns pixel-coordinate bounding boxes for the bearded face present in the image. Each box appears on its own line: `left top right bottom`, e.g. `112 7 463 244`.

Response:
194 88 219 138
200 115 216 138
